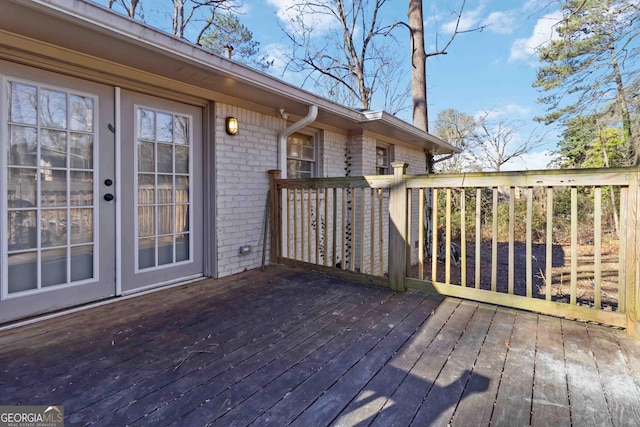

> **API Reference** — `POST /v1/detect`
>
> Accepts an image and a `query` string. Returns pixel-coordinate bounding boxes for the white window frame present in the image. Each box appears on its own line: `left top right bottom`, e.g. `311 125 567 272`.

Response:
287 132 318 178
376 144 392 175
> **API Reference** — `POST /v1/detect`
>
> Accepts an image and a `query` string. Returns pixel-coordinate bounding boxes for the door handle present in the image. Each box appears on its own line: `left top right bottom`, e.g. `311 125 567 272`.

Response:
104 193 115 202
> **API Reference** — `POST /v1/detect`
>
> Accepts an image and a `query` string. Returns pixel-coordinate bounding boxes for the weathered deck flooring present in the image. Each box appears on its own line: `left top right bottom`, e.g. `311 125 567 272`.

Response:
1 266 639 426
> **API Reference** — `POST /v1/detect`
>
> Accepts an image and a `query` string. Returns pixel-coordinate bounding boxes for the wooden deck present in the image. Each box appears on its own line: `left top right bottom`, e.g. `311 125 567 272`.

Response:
1 266 639 426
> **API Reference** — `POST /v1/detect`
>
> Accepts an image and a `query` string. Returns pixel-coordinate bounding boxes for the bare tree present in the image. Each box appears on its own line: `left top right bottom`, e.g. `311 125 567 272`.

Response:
280 0 405 110
172 0 239 42
468 112 545 171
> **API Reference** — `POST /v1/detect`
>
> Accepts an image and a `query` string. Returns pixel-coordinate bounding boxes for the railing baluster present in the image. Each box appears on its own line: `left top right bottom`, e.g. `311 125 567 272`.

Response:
571 186 578 305
526 187 533 298
324 188 329 267
509 187 515 295
432 188 438 283
333 187 337 268
351 188 356 272
378 189 384 276
342 188 346 270
446 188 451 284
307 188 312 263
419 187 424 281
407 188 413 278
546 187 553 301
286 188 291 259
360 188 365 273
476 188 481 289
293 188 298 260
492 187 498 292
594 186 602 309
619 186 628 312
316 188 320 265
460 189 466 287
370 188 375 275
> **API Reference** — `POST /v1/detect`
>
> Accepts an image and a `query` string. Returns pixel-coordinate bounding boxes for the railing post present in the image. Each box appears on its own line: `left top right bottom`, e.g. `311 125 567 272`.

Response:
627 170 640 339
268 169 282 265
389 162 408 291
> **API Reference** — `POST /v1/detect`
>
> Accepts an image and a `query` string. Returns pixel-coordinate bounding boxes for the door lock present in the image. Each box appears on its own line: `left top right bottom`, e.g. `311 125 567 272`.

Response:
104 193 115 202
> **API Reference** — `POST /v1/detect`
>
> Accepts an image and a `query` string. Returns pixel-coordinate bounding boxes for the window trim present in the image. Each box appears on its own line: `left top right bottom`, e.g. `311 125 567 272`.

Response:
286 132 318 179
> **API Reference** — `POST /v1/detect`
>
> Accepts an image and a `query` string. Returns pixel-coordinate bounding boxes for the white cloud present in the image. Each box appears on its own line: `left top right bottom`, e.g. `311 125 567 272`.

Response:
509 10 562 63
442 7 483 34
441 5 516 35
501 150 555 171
475 104 532 120
263 42 305 85
266 0 338 35
482 11 516 34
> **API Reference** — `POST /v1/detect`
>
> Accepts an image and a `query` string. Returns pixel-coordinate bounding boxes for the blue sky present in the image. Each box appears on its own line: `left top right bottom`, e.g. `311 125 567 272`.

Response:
242 0 563 169
97 0 566 169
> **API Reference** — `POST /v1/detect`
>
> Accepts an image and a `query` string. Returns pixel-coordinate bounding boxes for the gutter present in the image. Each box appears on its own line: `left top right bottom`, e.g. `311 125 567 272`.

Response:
278 105 319 178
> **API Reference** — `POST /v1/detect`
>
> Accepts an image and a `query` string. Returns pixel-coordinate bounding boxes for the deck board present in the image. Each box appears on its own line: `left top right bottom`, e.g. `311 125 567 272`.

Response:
0 265 639 427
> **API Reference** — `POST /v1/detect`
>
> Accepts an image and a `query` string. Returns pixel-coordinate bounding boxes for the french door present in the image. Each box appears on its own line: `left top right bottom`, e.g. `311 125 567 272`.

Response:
0 62 116 323
118 91 203 293
0 63 204 323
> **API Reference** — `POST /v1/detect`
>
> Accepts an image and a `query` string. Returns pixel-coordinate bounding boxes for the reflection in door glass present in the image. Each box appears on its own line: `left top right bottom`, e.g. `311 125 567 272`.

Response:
5 80 97 294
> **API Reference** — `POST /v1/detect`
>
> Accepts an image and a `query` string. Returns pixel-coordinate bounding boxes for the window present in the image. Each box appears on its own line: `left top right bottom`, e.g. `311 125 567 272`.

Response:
376 146 389 175
287 133 315 178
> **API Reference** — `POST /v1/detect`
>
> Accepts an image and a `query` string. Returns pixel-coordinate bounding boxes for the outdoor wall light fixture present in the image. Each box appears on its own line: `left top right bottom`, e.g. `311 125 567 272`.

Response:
225 117 239 135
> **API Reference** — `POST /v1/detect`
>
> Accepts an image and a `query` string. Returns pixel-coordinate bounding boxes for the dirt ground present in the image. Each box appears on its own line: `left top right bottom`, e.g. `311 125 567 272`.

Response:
412 240 620 311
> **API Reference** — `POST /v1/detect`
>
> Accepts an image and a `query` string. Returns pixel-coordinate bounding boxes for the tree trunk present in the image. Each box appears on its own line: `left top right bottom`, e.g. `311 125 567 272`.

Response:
409 0 428 132
607 32 635 164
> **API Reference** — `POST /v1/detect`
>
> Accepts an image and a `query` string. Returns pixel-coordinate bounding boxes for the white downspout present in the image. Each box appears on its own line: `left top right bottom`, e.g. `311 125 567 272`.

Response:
277 105 318 259
278 105 318 178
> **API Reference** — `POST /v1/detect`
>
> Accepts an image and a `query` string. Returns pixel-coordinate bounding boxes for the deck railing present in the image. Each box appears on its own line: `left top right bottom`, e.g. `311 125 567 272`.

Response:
269 164 640 337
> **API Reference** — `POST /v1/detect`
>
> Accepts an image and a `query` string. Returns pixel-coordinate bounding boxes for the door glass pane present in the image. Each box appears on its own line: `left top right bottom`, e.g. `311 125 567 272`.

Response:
138 206 155 237
4 80 98 295
41 129 67 167
7 168 37 207
174 116 188 145
176 234 189 262
69 95 94 132
8 252 37 293
138 174 155 204
157 112 173 142
8 210 37 251
157 143 172 173
158 236 173 265
175 146 189 173
71 245 93 281
157 175 173 203
41 209 67 247
40 89 67 129
70 208 93 244
138 238 155 269
138 142 155 172
70 171 93 206
42 248 67 287
176 204 189 233
138 108 155 140
41 169 67 207
158 205 173 234
9 82 37 125
70 134 93 169
8 126 37 166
